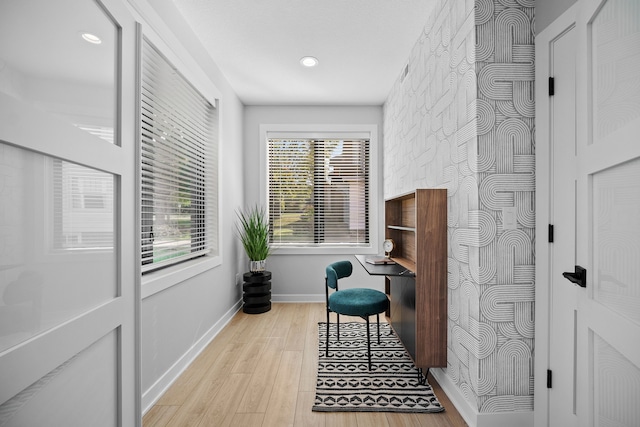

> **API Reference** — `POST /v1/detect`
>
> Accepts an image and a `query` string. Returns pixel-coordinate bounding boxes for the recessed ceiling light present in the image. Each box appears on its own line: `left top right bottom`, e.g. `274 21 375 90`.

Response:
300 56 319 67
81 32 102 44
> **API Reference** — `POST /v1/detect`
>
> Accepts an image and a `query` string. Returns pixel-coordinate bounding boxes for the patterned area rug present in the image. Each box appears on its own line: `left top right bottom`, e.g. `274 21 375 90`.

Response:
313 321 445 413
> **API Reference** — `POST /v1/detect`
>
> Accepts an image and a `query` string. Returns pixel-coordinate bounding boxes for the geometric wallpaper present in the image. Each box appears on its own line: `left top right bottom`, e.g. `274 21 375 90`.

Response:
383 0 535 413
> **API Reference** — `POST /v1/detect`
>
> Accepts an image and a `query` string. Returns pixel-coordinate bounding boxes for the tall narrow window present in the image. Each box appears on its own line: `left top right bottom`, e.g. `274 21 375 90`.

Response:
268 138 369 247
141 39 218 272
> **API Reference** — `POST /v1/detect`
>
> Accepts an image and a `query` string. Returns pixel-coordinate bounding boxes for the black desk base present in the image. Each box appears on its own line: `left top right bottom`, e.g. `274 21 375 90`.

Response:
354 255 418 363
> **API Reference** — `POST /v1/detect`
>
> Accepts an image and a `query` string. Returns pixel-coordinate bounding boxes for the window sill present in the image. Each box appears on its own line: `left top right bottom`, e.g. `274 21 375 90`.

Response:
141 254 221 299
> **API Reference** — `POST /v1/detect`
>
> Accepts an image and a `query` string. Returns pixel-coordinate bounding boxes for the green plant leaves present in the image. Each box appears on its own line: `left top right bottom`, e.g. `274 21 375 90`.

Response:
236 205 271 261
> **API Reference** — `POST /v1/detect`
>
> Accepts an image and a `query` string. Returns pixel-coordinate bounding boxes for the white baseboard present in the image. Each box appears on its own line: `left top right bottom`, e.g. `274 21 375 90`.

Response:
476 410 533 427
431 368 534 427
431 368 477 426
271 294 325 303
141 299 243 414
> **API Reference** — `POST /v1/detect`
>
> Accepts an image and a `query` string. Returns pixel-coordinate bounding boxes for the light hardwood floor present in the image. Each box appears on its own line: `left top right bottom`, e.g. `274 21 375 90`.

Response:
143 303 468 427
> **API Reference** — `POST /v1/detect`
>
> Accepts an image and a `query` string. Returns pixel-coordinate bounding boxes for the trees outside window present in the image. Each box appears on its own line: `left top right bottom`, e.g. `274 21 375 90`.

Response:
267 138 369 247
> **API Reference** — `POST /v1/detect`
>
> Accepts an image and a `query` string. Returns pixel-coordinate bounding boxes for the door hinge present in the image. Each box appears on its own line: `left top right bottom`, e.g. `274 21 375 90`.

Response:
547 369 552 388
549 224 554 243
549 77 555 96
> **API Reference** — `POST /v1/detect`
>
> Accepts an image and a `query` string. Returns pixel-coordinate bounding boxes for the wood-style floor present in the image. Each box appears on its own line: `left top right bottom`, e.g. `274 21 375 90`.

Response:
143 303 468 427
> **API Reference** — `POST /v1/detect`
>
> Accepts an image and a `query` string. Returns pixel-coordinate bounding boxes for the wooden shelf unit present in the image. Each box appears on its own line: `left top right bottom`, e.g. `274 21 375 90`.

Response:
385 189 447 369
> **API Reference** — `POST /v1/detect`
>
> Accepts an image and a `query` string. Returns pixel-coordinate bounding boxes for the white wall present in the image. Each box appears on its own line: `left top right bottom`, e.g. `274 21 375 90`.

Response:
126 0 247 411
243 106 386 300
535 0 577 32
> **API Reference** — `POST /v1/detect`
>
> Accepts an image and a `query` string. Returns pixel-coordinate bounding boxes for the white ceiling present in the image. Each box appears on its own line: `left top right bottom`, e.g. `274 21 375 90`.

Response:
170 0 436 105
1 0 117 86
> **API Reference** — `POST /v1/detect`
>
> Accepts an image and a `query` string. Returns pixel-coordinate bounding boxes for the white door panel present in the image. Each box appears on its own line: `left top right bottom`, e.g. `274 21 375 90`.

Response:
575 0 640 426
2 331 119 427
0 0 139 424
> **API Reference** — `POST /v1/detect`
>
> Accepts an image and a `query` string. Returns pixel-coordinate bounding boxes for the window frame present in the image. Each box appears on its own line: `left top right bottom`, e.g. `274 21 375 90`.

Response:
139 28 222 298
260 124 379 255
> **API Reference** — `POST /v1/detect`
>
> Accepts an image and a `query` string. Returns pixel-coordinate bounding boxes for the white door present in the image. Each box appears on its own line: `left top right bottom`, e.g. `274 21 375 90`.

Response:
548 23 579 427
537 1 640 426
536 6 581 425
0 0 139 425
574 0 640 426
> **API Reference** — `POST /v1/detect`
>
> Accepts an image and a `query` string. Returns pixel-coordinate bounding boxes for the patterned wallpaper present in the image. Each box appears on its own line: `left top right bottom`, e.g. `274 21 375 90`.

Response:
383 0 535 413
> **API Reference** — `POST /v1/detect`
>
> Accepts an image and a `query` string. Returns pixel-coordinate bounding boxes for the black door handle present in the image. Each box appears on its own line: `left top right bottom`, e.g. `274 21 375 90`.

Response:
562 265 586 288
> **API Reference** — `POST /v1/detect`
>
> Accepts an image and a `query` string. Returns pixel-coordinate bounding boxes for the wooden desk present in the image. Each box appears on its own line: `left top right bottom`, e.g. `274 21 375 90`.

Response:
355 252 446 370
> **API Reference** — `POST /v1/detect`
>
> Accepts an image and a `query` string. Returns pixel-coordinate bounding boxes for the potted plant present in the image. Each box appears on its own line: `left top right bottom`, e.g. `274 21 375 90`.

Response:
235 205 272 273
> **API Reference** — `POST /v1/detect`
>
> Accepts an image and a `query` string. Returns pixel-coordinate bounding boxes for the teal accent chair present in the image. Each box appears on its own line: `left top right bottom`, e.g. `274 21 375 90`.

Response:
325 260 390 370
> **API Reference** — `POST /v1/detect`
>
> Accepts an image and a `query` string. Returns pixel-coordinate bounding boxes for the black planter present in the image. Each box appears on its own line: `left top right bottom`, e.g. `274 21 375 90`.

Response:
242 271 271 314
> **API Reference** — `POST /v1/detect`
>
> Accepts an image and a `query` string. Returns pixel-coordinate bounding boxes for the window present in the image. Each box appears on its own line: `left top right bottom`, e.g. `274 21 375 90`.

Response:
140 38 218 273
52 159 114 250
267 136 370 247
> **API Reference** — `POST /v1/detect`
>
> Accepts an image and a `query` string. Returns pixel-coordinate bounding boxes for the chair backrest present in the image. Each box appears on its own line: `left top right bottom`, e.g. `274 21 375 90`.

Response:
325 260 353 289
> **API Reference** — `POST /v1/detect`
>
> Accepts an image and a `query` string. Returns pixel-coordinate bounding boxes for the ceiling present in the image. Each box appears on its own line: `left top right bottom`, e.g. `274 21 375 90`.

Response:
1 0 117 86
170 0 436 106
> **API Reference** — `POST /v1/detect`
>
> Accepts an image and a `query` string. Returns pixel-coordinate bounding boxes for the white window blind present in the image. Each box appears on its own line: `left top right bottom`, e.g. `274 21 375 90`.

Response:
141 38 218 272
52 159 115 250
268 138 369 246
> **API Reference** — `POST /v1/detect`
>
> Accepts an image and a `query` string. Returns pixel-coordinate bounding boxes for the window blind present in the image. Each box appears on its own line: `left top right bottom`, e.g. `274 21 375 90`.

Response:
52 159 115 250
141 38 218 272
268 138 369 246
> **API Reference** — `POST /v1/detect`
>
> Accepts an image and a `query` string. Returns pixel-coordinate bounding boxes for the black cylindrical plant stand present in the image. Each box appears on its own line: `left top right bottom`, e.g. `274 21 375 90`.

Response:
243 271 271 314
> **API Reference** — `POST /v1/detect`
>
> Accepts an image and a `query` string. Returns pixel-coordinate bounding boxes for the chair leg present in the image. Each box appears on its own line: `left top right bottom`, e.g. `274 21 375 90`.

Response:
325 308 330 357
336 313 340 341
366 317 372 370
376 313 381 344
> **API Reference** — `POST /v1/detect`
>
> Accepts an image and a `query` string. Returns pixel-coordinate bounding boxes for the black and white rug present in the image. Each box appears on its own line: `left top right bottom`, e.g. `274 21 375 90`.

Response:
313 321 445 413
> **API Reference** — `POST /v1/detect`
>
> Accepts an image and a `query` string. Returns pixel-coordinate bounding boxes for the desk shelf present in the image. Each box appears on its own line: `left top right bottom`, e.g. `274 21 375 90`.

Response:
385 189 447 369
389 256 415 273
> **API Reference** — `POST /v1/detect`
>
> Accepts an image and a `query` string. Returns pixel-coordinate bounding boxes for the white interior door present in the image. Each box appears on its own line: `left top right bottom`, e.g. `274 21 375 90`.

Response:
574 0 640 426
548 23 579 427
0 0 139 425
538 1 640 426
